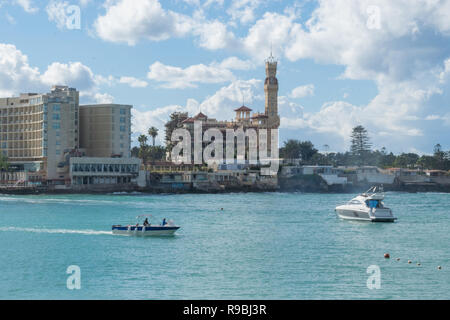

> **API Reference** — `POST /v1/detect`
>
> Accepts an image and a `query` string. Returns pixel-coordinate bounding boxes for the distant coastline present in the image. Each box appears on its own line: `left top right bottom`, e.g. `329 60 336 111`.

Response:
2 173 449 195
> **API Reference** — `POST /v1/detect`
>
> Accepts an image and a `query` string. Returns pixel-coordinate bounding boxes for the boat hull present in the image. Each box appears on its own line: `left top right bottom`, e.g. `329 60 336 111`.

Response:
112 225 180 236
335 208 397 223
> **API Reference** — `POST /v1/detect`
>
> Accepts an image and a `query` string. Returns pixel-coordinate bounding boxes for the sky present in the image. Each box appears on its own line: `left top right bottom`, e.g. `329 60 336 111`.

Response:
0 0 449 154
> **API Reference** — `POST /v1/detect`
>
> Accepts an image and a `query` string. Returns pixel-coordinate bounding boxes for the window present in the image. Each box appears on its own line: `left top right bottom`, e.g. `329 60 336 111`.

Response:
53 122 60 129
52 113 60 120
53 104 61 111
55 150 60 155
120 117 126 123
120 126 126 132
120 109 126 115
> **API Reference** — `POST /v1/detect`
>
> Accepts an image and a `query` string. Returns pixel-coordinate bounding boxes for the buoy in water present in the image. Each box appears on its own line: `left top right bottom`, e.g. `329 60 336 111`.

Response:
438 266 442 270
417 263 421 266
396 258 400 261
408 260 412 264
384 253 390 259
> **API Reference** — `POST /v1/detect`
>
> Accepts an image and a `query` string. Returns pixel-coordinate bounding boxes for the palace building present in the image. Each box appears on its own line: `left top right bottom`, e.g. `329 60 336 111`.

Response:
168 54 280 163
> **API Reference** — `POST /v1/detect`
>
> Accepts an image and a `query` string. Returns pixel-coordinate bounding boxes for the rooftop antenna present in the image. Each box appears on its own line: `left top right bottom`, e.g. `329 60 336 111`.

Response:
266 42 276 63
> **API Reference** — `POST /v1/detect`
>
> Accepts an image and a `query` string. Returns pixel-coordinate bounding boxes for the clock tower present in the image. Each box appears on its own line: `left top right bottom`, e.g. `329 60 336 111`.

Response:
264 53 280 128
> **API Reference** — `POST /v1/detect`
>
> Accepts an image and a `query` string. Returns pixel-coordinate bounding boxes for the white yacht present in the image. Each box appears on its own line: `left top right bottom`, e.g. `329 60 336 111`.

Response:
335 186 397 222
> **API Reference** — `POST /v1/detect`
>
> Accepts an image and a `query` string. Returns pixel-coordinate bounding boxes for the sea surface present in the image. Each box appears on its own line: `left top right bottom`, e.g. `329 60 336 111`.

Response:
0 192 449 300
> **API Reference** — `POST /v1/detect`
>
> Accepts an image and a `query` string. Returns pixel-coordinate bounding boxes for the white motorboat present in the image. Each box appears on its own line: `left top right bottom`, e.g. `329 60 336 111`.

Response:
335 186 397 222
112 215 180 236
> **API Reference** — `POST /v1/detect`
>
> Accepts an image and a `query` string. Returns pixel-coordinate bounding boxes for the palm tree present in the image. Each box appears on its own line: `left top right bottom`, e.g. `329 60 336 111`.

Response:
137 134 149 163
148 127 159 146
137 134 148 148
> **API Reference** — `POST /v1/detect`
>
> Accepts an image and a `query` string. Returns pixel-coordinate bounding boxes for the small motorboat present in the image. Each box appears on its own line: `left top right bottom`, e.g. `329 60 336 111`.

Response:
335 186 397 222
112 215 180 236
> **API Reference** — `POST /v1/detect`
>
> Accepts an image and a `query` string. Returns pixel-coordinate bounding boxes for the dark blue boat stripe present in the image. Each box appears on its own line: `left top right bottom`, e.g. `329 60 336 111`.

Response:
112 226 179 231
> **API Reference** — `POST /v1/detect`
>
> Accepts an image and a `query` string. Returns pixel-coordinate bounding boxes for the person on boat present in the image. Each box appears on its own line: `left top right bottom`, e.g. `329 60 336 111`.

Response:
162 218 167 226
143 218 150 227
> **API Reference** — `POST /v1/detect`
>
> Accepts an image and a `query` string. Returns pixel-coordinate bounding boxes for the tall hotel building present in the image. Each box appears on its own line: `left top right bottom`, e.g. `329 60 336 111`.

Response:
0 86 79 181
79 104 132 158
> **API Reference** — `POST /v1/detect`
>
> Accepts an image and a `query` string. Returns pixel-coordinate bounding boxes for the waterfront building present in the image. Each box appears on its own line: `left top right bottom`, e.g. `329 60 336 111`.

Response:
166 54 280 163
69 157 145 190
79 104 132 158
0 86 79 183
356 166 395 184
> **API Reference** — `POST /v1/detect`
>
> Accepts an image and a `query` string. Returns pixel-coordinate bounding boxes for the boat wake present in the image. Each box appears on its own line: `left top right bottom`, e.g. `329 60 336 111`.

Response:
0 226 112 236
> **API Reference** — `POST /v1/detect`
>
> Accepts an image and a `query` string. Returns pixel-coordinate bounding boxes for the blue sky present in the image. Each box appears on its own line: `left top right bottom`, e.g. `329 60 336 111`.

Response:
1 0 449 154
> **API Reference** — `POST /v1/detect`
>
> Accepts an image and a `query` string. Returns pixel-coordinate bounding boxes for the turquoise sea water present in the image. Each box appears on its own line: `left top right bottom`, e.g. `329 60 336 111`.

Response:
0 192 449 300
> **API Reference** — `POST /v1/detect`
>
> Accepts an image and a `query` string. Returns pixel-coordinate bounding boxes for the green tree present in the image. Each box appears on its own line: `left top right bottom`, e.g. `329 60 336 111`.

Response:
350 125 372 166
148 126 159 146
280 140 302 160
165 112 188 152
137 134 149 163
280 140 318 164
148 146 166 161
393 153 419 168
299 141 318 163
417 155 437 170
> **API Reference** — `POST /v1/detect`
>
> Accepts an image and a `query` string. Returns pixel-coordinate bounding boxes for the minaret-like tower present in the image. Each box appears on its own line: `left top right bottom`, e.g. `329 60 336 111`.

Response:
264 52 280 128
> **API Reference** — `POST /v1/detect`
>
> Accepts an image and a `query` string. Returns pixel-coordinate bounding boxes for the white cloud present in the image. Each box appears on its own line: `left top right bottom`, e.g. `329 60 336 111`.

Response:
213 56 254 70
119 76 148 88
14 0 38 13
196 79 262 119
94 0 192 45
41 62 96 91
425 114 441 121
289 84 315 98
227 0 263 24
241 12 296 61
0 43 115 103
0 43 43 96
147 61 235 89
93 92 114 104
93 0 237 50
192 18 236 50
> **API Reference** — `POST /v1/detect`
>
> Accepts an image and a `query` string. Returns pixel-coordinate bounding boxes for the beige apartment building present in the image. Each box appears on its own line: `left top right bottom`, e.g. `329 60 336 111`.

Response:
79 104 132 158
0 86 79 182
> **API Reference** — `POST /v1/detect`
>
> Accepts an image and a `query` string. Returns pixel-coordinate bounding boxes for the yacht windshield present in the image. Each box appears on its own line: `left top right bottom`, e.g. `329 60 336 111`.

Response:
366 200 381 208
